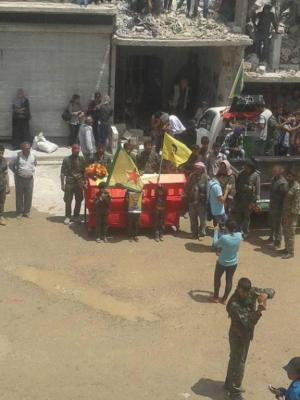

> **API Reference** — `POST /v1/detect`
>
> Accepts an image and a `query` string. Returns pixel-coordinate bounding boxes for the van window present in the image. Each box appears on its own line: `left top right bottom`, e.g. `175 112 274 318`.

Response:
198 110 215 131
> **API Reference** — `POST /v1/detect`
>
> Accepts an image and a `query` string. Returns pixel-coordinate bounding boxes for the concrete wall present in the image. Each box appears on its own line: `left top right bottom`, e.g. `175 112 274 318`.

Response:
0 24 112 142
217 46 243 105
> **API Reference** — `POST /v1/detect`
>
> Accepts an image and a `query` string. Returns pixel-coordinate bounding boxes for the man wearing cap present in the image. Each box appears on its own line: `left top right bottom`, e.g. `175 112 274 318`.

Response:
225 277 275 399
269 357 300 400
184 161 208 239
60 144 86 225
280 168 300 259
160 112 186 139
233 161 260 239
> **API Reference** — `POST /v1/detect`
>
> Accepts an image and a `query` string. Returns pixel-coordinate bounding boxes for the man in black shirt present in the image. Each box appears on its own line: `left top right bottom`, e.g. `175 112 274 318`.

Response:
253 4 278 62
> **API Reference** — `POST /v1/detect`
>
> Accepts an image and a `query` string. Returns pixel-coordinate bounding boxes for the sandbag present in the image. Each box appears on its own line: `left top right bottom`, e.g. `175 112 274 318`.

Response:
32 132 58 153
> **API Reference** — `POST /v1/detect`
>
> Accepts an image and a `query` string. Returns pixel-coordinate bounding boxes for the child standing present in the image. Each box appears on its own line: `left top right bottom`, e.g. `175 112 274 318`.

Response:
154 185 167 242
95 182 111 243
125 190 143 242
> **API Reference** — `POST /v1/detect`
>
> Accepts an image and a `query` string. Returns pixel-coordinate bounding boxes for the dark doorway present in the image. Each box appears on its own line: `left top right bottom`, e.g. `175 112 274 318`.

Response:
115 53 163 130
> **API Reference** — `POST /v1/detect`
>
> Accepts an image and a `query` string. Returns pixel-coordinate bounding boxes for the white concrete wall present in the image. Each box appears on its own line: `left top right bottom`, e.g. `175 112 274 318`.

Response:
0 24 112 141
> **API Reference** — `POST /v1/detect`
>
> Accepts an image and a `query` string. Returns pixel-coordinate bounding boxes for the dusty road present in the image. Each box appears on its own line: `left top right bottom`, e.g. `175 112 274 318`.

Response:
0 165 299 400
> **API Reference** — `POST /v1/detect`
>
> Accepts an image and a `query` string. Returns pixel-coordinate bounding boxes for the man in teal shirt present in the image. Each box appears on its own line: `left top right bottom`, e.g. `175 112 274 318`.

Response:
208 176 229 233
211 220 242 304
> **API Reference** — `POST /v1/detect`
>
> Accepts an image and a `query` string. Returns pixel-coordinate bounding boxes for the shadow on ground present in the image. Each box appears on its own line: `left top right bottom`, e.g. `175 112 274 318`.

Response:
246 230 282 258
185 242 213 253
191 378 225 399
188 290 213 304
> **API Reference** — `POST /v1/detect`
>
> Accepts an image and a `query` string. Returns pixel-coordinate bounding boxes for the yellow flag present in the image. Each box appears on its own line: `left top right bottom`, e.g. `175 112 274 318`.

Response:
107 147 143 192
162 133 192 167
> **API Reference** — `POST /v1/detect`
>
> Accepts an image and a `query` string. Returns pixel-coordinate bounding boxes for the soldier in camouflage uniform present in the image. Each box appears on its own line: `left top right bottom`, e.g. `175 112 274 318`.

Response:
225 277 275 400
280 168 300 260
137 140 160 174
233 161 260 239
184 161 208 239
268 165 288 248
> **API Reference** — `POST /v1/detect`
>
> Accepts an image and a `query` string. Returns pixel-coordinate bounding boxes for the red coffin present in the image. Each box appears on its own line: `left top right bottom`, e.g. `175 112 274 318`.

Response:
85 174 186 231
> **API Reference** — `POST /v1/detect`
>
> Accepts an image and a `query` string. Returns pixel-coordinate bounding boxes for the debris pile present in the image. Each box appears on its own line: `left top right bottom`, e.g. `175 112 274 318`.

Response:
280 26 300 67
116 3 247 41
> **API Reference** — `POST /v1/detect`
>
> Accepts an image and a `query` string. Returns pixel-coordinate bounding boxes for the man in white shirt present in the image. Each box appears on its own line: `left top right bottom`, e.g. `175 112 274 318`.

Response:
160 113 186 138
9 142 37 219
255 102 276 155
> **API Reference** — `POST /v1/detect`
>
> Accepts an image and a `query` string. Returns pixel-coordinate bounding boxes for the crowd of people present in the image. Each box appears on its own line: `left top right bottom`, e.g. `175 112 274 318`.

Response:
2 103 300 400
1 136 300 399
63 92 113 153
1 121 299 261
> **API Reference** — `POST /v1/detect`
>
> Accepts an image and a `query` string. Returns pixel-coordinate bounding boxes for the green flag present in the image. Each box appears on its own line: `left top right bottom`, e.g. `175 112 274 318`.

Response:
229 60 244 100
106 147 143 192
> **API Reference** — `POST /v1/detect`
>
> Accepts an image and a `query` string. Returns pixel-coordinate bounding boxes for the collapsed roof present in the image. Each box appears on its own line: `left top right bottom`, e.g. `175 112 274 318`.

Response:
116 2 251 43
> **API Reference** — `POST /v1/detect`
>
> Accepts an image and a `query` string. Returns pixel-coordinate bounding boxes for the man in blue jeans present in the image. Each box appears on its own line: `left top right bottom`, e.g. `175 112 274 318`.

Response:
208 176 229 235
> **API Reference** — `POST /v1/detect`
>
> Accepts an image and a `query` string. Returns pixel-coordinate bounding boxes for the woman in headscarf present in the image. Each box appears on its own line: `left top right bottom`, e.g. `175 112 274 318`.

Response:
12 89 31 149
184 161 208 239
97 95 113 147
216 160 236 216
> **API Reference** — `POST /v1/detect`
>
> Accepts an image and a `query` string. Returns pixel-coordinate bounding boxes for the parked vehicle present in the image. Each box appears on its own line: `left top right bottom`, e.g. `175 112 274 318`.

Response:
196 96 300 211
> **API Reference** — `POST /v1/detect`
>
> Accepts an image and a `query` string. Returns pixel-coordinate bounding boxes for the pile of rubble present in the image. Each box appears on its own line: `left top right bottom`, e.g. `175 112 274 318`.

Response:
116 3 245 40
280 26 300 67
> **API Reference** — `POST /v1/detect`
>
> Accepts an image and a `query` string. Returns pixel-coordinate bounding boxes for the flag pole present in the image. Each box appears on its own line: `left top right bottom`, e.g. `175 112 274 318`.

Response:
157 133 165 185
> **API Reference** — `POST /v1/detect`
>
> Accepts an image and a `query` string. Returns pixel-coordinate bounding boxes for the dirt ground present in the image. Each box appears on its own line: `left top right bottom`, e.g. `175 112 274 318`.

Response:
0 167 299 400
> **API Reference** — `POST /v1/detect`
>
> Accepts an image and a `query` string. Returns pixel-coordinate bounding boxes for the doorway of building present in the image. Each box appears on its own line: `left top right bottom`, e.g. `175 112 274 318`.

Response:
114 45 222 132
115 53 163 130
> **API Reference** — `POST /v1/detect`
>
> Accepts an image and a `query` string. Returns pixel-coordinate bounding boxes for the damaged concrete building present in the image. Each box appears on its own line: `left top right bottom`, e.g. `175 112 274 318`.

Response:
241 0 300 110
0 0 298 142
0 1 253 141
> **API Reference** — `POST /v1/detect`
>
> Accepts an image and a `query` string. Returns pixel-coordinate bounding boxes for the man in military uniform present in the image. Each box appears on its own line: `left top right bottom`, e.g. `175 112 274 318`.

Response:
0 145 10 226
136 140 160 174
93 144 112 171
225 277 275 399
184 161 208 239
280 168 300 259
268 165 288 248
233 161 260 239
60 144 86 225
